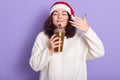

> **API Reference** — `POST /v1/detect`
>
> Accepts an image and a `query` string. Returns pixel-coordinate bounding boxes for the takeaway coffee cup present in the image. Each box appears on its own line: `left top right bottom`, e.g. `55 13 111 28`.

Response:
54 24 65 52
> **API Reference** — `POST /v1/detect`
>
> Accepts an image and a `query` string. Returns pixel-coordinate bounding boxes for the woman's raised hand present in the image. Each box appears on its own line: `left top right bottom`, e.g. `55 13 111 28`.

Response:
69 16 89 32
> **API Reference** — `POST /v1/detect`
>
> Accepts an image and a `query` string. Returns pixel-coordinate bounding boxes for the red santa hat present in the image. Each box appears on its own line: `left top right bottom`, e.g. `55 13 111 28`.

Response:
50 1 75 17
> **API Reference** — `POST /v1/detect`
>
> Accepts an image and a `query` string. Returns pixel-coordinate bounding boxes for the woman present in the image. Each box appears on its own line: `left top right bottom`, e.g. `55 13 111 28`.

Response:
29 1 105 80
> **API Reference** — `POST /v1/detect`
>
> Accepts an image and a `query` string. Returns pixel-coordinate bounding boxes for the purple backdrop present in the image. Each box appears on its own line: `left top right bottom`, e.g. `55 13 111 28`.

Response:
0 0 120 80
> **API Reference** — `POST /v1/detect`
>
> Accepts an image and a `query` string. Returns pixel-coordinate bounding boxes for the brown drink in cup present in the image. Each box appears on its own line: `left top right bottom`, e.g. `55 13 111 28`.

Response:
54 24 65 52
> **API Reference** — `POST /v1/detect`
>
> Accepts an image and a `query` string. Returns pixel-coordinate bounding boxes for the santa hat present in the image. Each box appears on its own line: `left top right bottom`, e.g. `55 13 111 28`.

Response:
50 1 75 17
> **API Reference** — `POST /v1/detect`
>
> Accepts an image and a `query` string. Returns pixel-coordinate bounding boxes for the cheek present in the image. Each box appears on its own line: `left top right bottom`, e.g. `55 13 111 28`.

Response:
64 17 69 23
64 16 69 21
52 17 58 27
52 17 57 23
63 18 69 28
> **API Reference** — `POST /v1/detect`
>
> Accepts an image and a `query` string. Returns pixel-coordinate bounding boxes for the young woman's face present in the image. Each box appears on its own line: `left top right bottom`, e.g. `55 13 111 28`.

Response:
52 9 69 29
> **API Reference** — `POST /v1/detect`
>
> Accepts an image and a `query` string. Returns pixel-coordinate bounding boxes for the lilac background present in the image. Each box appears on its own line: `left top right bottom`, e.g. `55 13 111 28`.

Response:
0 0 120 80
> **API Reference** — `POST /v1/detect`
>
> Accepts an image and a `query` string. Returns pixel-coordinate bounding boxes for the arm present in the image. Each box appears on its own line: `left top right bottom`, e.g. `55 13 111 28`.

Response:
69 16 105 59
29 33 52 71
82 27 105 59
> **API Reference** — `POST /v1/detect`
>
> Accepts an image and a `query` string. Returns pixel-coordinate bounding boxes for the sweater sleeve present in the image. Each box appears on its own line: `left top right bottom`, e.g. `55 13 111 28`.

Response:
82 27 105 60
29 33 52 71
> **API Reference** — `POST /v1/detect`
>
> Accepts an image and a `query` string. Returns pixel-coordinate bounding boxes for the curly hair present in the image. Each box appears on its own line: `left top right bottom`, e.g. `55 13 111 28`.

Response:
43 13 76 39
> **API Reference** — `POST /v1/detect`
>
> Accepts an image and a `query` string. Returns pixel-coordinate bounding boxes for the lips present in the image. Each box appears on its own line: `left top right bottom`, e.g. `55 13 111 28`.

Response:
57 20 63 22
57 20 64 24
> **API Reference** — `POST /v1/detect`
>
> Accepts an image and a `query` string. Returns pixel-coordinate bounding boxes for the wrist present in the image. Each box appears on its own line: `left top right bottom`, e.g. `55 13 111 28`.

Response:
83 26 89 33
48 46 53 56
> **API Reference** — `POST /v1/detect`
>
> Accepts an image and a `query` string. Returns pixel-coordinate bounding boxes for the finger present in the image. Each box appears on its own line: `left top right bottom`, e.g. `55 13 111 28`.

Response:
69 20 79 25
73 17 86 25
50 34 57 40
52 37 59 42
60 41 63 45
69 20 75 24
54 41 59 45
85 13 87 17
54 40 63 45
70 23 79 28
54 43 63 48
75 16 83 22
71 15 76 21
54 45 60 48
71 22 82 29
49 35 56 47
69 21 80 26
69 21 77 27
83 16 87 22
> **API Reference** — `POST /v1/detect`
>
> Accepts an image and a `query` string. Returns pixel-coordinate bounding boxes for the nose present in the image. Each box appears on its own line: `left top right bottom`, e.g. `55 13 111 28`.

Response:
57 14 62 19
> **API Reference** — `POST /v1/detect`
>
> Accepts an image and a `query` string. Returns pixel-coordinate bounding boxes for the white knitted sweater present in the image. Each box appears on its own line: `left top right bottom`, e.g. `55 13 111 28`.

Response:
29 27 105 80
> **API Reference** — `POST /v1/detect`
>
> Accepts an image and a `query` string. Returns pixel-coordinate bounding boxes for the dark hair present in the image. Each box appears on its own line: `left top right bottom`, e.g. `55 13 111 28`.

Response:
43 13 76 39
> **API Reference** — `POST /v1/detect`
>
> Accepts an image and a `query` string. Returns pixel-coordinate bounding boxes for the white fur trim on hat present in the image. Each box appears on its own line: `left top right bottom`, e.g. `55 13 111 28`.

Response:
50 4 71 15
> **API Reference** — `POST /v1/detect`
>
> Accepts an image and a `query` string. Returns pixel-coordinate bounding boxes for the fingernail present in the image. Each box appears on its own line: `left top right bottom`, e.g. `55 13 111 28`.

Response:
85 13 86 17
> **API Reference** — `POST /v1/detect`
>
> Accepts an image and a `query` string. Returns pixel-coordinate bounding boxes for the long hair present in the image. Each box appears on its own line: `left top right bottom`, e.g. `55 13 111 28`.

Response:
43 13 76 39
